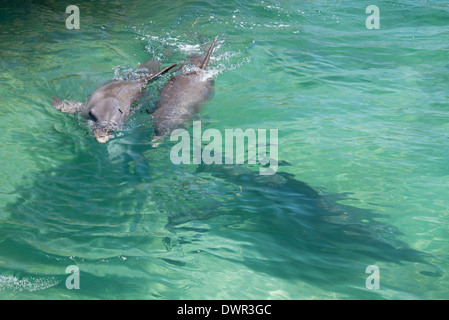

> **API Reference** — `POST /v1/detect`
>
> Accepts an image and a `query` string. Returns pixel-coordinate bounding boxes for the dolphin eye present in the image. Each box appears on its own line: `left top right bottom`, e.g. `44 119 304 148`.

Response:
88 111 97 121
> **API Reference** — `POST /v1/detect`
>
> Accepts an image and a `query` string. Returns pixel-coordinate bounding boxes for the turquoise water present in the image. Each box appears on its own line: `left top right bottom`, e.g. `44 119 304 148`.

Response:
0 0 448 299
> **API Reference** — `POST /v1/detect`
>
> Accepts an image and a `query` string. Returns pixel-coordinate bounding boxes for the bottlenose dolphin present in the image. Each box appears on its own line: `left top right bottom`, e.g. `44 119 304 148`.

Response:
151 37 218 140
52 61 177 143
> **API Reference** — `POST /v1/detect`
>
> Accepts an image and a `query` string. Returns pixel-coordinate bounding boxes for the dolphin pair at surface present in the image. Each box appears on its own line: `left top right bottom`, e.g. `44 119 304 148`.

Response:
52 37 218 143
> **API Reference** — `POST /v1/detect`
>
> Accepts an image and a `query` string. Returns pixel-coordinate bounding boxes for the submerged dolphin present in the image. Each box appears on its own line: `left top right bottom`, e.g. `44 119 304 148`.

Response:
52 61 177 143
151 37 218 140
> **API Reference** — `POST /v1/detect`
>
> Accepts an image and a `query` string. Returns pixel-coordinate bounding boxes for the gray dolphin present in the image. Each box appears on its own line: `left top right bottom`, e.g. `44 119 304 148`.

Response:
52 61 177 143
151 37 218 139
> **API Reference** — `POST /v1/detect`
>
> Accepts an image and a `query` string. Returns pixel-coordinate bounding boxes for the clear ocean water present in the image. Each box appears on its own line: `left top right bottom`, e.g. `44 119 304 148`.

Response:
0 0 448 299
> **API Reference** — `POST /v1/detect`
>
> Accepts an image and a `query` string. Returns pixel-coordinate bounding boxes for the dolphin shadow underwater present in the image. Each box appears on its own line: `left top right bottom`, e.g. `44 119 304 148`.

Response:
1 134 442 297
153 156 442 293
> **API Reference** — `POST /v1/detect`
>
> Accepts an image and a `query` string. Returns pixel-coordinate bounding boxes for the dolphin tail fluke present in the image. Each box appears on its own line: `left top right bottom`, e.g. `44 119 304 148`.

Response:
143 63 177 84
200 37 218 70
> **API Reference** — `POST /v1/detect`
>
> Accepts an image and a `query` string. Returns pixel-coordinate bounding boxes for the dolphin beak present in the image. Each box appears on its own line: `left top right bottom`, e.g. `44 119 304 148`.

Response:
94 129 113 143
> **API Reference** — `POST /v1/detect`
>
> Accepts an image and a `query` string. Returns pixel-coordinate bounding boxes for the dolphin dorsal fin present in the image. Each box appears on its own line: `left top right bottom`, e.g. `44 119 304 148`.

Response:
200 37 218 70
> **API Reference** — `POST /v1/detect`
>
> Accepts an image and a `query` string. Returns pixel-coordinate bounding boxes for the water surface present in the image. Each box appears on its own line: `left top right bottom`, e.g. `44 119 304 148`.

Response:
0 0 448 299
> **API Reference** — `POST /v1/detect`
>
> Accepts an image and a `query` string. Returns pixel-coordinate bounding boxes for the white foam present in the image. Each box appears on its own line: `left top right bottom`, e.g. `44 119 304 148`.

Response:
177 44 201 55
0 274 59 292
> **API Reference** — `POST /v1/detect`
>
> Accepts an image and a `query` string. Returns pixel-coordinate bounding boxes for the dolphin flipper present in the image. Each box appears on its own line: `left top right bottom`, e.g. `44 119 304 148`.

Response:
142 63 177 85
52 97 83 114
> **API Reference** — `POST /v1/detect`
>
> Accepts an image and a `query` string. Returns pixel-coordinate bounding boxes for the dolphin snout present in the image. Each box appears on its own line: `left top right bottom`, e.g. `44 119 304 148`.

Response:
94 129 113 143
